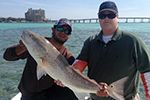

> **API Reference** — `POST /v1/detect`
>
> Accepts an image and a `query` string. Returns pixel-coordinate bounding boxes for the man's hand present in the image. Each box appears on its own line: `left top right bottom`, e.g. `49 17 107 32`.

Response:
96 82 109 97
16 40 27 55
54 80 65 87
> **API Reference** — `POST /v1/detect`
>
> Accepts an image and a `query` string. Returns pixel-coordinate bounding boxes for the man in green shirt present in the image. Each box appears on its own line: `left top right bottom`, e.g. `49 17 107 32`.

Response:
73 1 150 100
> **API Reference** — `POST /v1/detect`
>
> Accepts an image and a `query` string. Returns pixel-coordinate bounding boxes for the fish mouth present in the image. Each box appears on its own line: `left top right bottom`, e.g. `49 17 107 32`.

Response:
21 33 24 40
21 32 25 42
21 31 27 44
21 30 33 40
21 30 33 47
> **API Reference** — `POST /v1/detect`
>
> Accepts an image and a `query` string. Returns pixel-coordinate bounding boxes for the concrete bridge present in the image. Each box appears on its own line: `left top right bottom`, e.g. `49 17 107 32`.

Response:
64 17 150 23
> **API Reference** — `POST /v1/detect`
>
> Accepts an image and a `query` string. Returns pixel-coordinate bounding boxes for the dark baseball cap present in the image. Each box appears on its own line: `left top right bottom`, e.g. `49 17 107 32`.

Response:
98 1 118 14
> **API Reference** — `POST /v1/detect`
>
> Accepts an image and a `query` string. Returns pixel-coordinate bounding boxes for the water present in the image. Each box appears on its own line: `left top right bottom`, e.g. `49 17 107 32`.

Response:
1 22 150 100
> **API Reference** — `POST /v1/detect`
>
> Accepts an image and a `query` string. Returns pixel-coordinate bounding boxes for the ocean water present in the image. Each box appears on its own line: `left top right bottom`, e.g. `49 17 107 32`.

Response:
0 22 150 100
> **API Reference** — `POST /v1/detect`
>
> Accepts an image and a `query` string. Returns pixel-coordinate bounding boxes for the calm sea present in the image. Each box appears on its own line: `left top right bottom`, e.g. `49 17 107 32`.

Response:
0 22 150 100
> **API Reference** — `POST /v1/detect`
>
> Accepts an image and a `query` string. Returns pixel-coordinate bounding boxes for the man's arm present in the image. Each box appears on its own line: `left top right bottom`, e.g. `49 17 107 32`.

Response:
141 72 150 100
72 59 109 97
3 40 27 61
72 59 87 72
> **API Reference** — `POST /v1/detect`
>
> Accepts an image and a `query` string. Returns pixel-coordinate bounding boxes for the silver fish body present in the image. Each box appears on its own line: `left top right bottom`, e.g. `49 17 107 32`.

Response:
21 30 99 93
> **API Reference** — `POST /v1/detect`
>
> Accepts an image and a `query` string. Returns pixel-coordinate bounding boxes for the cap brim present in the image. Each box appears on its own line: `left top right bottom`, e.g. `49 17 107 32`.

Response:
99 9 118 14
59 23 70 26
60 24 71 29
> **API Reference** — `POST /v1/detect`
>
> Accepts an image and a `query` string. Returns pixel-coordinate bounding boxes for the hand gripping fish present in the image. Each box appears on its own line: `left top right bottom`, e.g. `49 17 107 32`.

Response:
21 30 128 100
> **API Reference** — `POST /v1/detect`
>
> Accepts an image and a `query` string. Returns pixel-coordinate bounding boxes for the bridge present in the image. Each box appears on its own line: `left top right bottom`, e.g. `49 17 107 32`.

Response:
51 17 150 23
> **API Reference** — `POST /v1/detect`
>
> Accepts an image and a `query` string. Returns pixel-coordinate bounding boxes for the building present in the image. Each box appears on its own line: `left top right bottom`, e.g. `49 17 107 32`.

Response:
25 8 45 22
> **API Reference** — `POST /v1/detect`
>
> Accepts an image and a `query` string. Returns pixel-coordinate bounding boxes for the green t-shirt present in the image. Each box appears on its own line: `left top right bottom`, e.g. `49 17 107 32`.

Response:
77 29 150 100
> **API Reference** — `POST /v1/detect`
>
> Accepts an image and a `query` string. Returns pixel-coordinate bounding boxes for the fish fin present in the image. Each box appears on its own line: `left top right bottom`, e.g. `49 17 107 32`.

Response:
36 65 47 80
108 77 128 100
36 57 48 80
72 67 99 86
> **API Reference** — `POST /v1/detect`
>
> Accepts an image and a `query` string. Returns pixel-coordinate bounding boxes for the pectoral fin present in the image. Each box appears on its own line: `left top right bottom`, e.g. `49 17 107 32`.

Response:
36 65 47 80
36 57 48 80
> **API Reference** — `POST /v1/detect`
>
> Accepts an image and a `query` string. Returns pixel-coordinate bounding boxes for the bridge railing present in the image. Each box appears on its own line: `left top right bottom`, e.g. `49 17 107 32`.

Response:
50 17 150 23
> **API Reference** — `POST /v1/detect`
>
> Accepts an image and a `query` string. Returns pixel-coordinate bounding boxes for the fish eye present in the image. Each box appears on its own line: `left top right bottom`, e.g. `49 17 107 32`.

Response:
110 85 113 88
29 34 33 37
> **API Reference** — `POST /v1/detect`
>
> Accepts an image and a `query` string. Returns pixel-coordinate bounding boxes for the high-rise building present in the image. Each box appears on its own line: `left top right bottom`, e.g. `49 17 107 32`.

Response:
25 8 45 22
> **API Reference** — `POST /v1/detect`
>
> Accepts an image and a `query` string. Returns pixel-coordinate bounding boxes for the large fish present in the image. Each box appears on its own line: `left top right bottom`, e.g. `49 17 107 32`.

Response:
21 30 127 100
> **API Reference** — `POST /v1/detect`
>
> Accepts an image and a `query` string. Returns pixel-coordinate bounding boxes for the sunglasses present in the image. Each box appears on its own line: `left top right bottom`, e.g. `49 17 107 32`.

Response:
98 13 116 19
55 25 71 35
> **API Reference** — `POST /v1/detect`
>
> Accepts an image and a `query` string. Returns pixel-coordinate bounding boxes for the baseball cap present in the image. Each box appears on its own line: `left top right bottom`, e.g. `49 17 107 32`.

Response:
54 18 72 28
54 18 72 35
98 1 118 14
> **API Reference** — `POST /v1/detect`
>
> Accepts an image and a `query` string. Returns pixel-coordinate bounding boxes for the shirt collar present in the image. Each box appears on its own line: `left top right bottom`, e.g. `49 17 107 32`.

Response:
96 28 122 42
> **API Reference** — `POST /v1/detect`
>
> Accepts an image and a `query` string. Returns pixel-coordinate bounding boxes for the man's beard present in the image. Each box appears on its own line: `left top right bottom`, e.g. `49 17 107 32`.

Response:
52 33 67 44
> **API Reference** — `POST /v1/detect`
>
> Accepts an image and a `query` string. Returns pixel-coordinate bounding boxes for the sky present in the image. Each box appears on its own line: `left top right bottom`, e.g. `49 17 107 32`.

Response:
0 0 150 20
